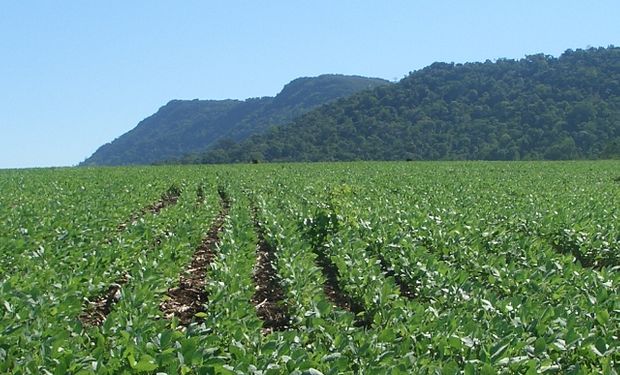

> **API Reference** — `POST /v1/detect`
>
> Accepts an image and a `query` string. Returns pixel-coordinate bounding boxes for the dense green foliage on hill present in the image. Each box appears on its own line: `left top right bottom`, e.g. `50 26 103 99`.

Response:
195 47 620 163
81 75 389 165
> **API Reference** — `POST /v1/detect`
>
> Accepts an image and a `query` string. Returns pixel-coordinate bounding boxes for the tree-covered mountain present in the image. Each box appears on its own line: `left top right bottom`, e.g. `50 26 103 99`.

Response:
81 75 390 165
194 46 620 163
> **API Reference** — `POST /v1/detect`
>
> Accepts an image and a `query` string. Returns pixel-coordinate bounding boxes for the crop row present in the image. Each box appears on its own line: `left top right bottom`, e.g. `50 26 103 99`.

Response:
0 162 618 374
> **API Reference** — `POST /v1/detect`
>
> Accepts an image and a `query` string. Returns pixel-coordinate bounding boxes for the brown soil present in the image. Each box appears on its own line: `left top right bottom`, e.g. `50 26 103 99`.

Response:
550 241 601 269
118 186 181 231
79 274 129 327
159 190 230 325
250 208 291 334
376 254 418 299
313 247 371 328
80 187 182 326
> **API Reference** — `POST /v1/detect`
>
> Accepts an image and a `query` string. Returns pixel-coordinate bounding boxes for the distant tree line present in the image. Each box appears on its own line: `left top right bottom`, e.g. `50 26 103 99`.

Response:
187 46 620 163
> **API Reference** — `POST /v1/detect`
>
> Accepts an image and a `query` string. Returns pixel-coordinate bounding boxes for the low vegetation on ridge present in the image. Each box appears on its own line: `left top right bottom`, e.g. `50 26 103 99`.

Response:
81 75 390 166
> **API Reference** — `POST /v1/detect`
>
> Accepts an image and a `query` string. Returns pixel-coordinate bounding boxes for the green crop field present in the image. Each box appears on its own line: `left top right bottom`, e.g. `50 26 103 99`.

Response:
0 161 619 374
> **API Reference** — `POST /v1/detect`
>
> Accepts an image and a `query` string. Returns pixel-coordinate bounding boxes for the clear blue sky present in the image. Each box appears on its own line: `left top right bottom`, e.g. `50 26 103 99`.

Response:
1 1 619 168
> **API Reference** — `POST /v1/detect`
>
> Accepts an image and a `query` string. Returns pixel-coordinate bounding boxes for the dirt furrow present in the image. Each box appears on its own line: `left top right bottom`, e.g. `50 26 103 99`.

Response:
301 213 371 327
117 185 181 231
80 186 182 327
250 208 291 334
546 229 619 270
313 247 371 328
376 253 418 299
159 189 230 325
79 274 129 326
548 240 612 269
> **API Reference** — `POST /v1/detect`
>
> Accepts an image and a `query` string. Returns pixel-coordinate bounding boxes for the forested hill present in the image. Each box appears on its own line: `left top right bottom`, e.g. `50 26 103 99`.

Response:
195 46 620 163
80 75 390 165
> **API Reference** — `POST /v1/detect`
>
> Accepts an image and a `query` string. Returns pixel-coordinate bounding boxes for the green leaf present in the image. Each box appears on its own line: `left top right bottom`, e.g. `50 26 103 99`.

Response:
128 354 138 368
594 337 607 355
596 309 609 325
480 363 496 375
378 328 396 342
134 355 158 372
3 301 13 313
448 336 463 350
491 343 509 362
316 300 332 316
321 352 342 362
534 337 546 355
442 360 459 375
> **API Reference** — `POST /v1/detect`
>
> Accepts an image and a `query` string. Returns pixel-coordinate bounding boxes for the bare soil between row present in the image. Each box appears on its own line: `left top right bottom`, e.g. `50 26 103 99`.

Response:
376 253 418 300
250 207 291 334
80 187 182 327
159 190 230 325
117 185 181 231
79 274 129 326
313 246 371 328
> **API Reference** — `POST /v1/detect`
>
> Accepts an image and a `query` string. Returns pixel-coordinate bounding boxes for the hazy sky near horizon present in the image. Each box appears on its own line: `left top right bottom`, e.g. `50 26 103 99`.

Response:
1 1 619 168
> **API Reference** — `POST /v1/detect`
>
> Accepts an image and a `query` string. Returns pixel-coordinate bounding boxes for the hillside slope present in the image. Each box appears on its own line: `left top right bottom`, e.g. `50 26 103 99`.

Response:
81 75 390 165
197 46 620 163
